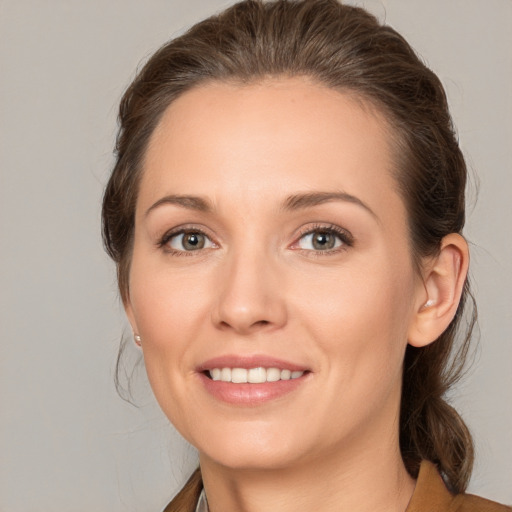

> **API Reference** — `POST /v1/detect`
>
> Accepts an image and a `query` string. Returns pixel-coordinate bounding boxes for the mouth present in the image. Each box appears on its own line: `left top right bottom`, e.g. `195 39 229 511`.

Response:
197 355 310 405
206 367 305 383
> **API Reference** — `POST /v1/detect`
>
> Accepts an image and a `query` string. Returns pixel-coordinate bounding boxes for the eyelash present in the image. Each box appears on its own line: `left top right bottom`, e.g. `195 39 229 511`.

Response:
157 223 354 256
158 226 215 257
292 223 354 255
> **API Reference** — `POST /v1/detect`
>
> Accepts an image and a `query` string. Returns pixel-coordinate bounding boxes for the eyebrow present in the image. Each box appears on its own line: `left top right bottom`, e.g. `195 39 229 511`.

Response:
145 195 213 217
283 191 377 219
145 190 377 220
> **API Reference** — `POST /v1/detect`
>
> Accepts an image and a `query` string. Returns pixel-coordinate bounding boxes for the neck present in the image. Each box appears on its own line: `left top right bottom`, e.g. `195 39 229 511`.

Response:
199 427 416 512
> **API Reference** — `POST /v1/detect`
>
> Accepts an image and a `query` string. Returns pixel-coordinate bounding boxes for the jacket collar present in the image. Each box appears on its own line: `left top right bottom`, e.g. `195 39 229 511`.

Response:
188 460 456 512
406 460 455 512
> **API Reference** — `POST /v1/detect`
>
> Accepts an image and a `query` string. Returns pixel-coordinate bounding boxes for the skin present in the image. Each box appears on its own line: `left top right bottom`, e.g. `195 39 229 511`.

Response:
125 78 468 512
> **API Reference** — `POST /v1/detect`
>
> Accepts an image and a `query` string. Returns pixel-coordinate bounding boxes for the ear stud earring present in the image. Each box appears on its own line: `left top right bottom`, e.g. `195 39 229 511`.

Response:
134 334 142 346
423 299 436 309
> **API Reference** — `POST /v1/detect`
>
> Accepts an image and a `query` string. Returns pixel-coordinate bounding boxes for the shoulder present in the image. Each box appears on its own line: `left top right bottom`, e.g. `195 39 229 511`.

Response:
407 461 511 512
163 462 511 512
162 468 202 512
450 493 512 512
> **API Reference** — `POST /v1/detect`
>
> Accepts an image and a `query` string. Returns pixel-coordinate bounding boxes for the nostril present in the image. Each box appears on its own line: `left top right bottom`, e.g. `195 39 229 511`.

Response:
218 319 270 330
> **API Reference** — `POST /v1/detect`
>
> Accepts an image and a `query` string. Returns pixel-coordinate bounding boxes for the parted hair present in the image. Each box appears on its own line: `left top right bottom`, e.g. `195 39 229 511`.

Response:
102 0 475 505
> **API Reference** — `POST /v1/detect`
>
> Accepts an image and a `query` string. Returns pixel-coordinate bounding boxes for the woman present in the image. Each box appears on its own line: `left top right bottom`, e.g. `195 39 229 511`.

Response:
102 1 511 511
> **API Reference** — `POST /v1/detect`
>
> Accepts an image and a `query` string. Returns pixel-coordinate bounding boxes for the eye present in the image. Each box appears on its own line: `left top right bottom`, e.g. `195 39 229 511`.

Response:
166 230 214 252
296 227 351 252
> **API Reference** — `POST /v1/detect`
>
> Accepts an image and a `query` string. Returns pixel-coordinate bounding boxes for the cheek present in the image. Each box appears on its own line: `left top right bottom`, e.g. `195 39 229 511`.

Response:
127 272 210 441
128 250 210 340
126 256 212 405
291 249 416 373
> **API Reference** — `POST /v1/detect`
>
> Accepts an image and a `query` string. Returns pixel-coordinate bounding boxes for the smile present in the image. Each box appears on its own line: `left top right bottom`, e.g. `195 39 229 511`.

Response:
209 367 305 383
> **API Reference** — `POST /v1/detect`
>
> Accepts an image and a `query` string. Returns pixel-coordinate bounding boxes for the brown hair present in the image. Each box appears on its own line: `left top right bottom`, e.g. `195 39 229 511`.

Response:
102 0 475 501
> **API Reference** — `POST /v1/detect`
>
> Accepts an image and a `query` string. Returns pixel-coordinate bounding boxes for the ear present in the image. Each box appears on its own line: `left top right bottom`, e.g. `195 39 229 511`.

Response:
123 296 140 340
408 233 469 348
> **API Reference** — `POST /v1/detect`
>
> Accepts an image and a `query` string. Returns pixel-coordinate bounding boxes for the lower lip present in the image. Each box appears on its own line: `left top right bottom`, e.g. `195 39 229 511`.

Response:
198 373 307 405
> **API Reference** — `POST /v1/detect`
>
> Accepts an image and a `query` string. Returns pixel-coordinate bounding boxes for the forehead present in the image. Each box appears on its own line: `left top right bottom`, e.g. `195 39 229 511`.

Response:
141 77 405 224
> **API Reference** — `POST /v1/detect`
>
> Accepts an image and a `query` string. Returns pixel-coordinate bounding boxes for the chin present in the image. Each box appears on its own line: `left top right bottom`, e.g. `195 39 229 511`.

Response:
194 422 304 471
203 447 299 472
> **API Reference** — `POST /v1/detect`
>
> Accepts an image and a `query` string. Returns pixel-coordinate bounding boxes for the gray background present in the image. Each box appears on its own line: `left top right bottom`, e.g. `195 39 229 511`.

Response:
1 0 510 510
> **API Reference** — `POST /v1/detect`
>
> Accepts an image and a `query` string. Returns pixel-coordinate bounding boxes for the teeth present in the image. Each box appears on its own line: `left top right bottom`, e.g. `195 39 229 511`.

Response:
221 368 231 382
266 368 281 382
280 369 291 380
248 367 266 383
231 368 247 383
208 367 305 383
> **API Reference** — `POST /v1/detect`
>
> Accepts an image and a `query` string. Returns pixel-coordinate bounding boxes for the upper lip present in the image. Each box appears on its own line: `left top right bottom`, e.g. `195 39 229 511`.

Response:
197 354 309 373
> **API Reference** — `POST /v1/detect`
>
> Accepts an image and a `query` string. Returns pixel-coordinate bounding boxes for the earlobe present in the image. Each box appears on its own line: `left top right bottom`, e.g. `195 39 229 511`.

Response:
408 233 469 348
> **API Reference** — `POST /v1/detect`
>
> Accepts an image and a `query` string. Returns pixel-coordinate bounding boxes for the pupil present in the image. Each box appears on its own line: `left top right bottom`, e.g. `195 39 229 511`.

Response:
184 233 204 250
313 231 334 250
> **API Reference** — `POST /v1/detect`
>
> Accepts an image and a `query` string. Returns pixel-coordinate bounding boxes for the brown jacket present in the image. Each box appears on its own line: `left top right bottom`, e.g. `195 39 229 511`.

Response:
163 460 511 512
407 461 511 512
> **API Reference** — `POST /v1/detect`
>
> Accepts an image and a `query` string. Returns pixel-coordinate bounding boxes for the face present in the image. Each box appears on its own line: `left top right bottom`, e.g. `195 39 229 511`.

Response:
126 78 424 471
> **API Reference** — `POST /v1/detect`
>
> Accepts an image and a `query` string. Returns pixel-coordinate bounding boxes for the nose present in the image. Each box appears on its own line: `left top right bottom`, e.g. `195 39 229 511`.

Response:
212 249 288 335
